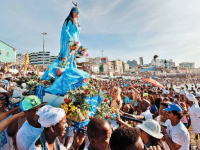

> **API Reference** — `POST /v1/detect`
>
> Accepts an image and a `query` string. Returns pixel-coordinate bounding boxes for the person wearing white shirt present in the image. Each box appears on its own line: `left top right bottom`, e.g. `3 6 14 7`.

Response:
16 95 47 150
123 99 153 121
161 103 190 150
186 94 200 148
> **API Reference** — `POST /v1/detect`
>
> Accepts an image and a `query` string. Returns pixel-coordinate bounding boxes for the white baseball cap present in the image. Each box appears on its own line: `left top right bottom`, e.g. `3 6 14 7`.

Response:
163 90 169 95
137 119 163 139
195 94 200 98
186 94 196 102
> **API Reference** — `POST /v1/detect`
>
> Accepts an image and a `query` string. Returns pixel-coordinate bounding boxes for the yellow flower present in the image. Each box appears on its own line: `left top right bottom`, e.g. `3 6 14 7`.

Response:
82 111 86 116
111 107 115 113
71 106 76 112
67 113 72 119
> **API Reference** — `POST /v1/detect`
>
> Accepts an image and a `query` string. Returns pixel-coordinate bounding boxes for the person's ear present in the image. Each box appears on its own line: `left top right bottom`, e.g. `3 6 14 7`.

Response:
51 125 56 133
90 138 97 146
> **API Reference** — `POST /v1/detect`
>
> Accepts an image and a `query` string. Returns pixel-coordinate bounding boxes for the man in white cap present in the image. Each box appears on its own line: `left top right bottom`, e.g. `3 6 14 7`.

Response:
29 105 85 150
186 94 200 148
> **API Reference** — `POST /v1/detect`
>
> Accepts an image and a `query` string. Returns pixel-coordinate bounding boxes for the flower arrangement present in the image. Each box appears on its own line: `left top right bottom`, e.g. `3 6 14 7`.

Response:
69 39 79 52
102 92 113 103
58 53 67 68
60 102 91 122
77 46 89 57
95 102 115 120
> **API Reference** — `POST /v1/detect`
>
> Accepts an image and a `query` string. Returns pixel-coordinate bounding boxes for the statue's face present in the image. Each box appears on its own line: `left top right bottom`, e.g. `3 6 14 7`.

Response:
73 11 79 18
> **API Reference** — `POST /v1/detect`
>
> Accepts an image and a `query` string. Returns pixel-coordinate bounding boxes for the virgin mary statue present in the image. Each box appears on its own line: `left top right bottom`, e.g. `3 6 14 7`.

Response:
41 2 89 95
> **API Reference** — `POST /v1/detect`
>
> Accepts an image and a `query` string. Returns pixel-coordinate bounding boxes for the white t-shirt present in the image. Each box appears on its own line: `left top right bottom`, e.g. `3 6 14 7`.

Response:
16 121 43 150
29 136 67 150
0 115 14 150
165 120 190 150
141 110 152 120
189 104 200 133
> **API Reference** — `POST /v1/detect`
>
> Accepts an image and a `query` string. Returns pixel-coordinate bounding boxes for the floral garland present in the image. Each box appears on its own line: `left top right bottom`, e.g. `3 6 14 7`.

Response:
77 46 89 57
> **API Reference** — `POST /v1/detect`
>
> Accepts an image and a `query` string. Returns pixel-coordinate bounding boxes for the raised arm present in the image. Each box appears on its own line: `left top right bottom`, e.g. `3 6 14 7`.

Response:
0 112 25 133
0 106 21 121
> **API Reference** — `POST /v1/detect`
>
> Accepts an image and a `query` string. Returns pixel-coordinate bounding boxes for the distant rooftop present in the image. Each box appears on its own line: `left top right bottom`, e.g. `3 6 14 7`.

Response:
0 40 16 50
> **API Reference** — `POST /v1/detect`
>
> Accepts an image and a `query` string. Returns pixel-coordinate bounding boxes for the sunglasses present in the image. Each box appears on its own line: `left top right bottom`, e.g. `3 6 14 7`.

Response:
0 96 7 100
167 111 171 114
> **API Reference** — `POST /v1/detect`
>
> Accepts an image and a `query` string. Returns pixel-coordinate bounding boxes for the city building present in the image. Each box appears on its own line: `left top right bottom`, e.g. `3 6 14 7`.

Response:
86 57 108 65
50 56 57 63
111 59 123 74
127 60 138 67
151 59 173 69
123 62 129 73
29 52 38 65
29 51 57 67
139 57 143 65
179 62 195 69
37 51 50 66
0 40 17 62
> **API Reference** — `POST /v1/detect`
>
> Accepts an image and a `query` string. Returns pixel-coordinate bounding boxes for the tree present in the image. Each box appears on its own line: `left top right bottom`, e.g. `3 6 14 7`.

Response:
153 55 159 66
164 59 168 69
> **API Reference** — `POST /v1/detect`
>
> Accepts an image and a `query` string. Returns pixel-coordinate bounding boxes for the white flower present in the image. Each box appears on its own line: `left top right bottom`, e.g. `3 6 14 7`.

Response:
68 38 74 46
21 83 27 89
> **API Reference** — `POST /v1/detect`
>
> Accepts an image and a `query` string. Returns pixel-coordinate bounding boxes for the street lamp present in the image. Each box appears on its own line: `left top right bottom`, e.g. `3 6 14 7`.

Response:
101 50 104 58
41 32 47 71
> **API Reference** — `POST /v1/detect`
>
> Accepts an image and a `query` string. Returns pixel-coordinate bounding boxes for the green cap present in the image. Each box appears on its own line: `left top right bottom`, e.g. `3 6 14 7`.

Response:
19 95 47 111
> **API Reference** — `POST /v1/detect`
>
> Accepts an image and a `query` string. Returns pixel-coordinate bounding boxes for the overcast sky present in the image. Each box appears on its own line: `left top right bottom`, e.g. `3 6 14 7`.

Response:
1 0 200 67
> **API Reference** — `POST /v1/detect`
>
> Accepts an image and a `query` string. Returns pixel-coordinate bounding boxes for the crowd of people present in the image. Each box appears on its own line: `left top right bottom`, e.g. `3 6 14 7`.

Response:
1 68 200 150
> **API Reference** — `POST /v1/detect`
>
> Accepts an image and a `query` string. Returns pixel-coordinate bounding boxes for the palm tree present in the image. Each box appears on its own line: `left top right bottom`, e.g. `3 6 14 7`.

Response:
153 55 159 67
153 55 158 65
164 59 168 73
164 59 168 69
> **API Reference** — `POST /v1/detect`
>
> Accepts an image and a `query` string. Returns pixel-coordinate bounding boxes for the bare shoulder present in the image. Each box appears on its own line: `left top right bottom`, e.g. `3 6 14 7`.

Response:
35 138 42 147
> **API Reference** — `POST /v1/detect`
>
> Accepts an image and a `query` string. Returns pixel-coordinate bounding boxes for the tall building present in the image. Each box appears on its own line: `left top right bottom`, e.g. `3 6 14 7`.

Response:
123 62 129 73
111 59 123 74
29 51 57 66
139 57 143 65
151 59 173 69
37 51 50 66
86 57 108 65
0 40 17 62
50 56 57 63
127 60 138 67
179 62 195 69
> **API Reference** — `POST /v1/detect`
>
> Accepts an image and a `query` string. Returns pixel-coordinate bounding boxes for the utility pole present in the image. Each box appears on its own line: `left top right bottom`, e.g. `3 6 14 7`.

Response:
101 50 104 58
101 50 104 75
41 32 47 71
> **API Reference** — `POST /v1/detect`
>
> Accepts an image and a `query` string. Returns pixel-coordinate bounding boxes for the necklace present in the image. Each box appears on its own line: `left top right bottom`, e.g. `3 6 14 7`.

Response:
39 132 61 150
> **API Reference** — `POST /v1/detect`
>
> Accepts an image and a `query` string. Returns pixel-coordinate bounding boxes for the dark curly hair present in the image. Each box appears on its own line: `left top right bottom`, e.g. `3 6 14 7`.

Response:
110 126 141 150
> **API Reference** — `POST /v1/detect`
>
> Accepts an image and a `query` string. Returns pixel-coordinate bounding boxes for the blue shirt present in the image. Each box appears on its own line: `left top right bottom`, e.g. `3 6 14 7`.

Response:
124 96 137 106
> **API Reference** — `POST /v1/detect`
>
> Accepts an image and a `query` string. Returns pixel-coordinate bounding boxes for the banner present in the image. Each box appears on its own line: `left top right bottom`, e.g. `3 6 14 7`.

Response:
24 53 29 72
36 66 39 76
99 64 103 72
7 64 10 72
